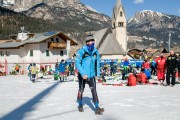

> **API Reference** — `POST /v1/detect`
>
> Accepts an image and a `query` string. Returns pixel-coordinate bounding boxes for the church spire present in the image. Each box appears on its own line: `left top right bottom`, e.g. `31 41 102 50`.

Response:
115 0 122 7
113 0 123 19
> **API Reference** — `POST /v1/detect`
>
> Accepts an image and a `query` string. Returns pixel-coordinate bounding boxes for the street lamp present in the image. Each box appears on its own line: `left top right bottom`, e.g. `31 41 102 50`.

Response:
168 32 171 52
148 23 152 48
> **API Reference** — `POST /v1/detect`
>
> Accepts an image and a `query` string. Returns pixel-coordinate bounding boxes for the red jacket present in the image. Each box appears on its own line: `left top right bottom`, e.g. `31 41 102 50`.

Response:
156 57 166 69
128 74 136 86
137 72 147 83
142 61 150 69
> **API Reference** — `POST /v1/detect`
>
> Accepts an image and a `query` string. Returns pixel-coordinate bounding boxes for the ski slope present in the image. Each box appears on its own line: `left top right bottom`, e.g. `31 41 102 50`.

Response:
0 75 180 120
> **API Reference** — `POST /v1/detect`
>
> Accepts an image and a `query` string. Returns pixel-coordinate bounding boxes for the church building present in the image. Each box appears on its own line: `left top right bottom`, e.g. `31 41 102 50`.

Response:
94 0 128 59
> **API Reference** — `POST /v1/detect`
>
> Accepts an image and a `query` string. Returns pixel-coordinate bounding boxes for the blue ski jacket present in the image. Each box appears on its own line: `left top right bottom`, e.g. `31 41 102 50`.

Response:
58 62 67 73
75 46 100 78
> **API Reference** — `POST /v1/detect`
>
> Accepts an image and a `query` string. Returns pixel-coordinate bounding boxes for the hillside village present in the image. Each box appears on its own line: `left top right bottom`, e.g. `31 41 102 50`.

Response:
0 0 179 75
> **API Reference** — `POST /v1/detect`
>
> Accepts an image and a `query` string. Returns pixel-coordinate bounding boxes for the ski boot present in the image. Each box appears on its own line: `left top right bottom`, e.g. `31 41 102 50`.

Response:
32 78 35 83
95 107 104 115
78 105 84 112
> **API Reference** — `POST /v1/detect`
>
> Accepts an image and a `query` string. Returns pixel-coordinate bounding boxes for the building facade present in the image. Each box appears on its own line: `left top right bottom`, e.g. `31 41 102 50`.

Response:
0 31 77 74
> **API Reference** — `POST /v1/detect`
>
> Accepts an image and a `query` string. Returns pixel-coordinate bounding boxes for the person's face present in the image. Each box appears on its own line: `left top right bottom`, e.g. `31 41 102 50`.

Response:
170 51 174 56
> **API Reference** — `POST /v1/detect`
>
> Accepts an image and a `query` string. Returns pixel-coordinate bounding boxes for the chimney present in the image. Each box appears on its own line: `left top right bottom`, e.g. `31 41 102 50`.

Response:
17 26 28 41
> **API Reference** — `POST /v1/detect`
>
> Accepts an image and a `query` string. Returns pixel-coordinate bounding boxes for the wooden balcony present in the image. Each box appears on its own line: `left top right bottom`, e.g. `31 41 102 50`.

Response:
48 42 66 49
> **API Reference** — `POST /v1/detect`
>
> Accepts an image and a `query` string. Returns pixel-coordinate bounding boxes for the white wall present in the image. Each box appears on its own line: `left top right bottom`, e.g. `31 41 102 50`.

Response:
39 37 68 64
113 5 127 52
0 35 73 73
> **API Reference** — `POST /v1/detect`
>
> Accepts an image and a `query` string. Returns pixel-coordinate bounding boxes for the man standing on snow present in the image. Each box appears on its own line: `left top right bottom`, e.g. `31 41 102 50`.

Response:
75 35 104 115
166 51 178 87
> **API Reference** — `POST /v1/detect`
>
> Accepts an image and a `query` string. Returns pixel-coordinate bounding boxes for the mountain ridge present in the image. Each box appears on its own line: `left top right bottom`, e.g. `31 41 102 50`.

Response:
1 1 180 49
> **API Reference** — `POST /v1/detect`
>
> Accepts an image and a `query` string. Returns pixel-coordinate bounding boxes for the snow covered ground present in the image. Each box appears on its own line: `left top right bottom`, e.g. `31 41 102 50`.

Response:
0 75 180 120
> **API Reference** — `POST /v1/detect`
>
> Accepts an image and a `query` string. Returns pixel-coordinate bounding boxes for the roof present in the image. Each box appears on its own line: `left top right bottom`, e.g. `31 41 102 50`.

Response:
0 42 20 49
98 33 126 55
128 48 142 52
144 48 159 53
94 28 110 49
0 32 78 49
0 40 12 44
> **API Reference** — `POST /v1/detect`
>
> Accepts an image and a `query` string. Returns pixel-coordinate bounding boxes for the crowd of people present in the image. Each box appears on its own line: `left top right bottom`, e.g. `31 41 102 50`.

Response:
99 51 180 87
27 50 180 87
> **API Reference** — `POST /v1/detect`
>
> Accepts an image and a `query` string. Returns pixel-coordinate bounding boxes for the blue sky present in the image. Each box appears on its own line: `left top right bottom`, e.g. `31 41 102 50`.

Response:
80 0 180 19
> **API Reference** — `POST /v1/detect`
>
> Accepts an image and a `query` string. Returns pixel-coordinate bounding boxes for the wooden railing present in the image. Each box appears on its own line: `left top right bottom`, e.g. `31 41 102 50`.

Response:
48 42 66 49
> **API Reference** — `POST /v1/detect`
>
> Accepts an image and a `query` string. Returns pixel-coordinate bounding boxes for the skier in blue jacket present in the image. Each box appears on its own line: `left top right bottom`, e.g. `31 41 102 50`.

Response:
75 35 104 114
58 59 67 82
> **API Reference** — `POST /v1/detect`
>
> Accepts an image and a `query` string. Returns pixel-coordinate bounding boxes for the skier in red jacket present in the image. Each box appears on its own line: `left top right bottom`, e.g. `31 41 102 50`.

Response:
142 59 150 70
156 54 166 85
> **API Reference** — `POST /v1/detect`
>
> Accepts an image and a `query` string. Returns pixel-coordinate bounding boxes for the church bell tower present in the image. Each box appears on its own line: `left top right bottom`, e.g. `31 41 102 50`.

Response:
112 0 127 52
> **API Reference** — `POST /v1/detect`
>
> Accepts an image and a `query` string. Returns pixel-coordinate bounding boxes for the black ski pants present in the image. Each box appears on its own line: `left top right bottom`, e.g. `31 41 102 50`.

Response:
77 74 99 103
166 69 176 85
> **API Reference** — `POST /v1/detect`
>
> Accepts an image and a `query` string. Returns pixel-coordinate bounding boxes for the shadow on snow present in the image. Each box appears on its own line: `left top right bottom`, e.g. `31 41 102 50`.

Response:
0 81 60 120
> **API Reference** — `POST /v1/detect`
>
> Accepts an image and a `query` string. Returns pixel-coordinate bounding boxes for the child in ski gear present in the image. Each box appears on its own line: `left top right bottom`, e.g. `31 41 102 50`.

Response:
142 59 150 70
30 63 38 83
28 63 32 81
15 64 20 74
127 73 136 86
75 35 104 114
137 68 148 84
58 59 67 82
150 60 156 76
122 58 129 80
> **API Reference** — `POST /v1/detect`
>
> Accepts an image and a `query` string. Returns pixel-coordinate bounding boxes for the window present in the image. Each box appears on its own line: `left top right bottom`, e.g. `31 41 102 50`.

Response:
6 51 10 56
51 38 54 42
30 50 33 57
56 38 59 42
46 50 50 56
0 51 4 56
118 22 124 27
60 50 63 56
120 11 123 17
113 23 115 28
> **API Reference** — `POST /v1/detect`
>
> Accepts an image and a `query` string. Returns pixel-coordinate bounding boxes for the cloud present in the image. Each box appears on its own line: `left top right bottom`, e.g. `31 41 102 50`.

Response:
133 0 144 4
